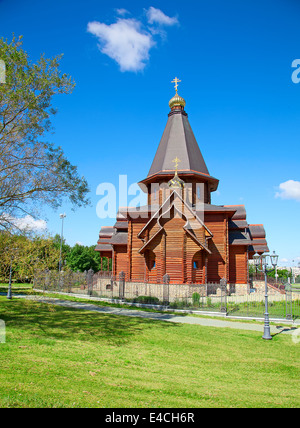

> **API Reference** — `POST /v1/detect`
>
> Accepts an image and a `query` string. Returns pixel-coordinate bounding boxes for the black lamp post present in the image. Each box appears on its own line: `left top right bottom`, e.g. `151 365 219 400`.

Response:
59 213 66 272
7 257 13 300
253 251 279 340
7 247 18 300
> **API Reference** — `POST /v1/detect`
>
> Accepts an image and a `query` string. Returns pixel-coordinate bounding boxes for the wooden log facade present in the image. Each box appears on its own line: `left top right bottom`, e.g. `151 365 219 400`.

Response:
95 89 269 288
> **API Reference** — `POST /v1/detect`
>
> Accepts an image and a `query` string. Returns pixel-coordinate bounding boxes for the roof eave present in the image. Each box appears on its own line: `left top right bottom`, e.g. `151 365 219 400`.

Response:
139 171 219 192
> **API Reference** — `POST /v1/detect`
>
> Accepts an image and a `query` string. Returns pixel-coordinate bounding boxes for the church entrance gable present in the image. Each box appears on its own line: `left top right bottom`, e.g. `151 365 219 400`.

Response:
137 191 212 284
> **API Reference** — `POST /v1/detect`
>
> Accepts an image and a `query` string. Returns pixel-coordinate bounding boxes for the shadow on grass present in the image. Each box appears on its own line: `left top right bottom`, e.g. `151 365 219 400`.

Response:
0 285 33 296
0 298 179 347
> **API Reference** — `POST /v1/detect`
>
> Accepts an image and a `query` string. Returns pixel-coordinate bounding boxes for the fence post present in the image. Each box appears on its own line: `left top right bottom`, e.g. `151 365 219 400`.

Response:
163 274 170 305
220 278 227 314
119 271 125 300
44 269 50 292
110 276 114 298
66 271 72 293
285 282 293 321
87 269 94 296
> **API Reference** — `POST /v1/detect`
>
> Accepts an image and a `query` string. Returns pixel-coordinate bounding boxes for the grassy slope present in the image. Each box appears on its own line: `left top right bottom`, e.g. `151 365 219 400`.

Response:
0 297 299 408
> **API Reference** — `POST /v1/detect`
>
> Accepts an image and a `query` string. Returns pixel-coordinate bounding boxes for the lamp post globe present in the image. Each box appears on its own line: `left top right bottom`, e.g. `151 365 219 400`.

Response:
253 253 260 267
260 253 269 270
270 251 279 268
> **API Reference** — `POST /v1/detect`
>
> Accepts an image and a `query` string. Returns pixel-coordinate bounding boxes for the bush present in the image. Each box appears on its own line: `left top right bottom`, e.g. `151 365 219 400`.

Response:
192 292 200 307
169 300 191 309
133 296 161 305
207 297 212 307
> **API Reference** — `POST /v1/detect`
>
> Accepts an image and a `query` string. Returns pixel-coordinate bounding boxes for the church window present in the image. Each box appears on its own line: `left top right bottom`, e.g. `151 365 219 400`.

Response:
193 261 198 269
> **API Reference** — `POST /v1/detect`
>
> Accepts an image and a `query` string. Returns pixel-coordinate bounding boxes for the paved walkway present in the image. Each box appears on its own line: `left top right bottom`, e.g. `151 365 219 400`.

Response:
19 296 299 336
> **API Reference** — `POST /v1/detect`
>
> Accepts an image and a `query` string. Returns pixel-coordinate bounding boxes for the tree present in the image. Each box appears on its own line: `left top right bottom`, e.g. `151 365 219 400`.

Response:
0 231 61 282
52 233 71 268
267 269 292 279
248 264 257 277
0 229 108 282
0 36 89 229
66 244 103 273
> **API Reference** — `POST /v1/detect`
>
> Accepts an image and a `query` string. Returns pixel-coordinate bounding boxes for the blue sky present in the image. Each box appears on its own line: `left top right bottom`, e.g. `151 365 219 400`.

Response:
1 0 300 266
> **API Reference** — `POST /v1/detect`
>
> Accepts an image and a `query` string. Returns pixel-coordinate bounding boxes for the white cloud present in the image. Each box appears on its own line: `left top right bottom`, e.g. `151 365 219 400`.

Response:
0 214 47 231
275 180 300 202
115 8 130 16
87 18 154 72
280 258 289 263
13 215 47 231
87 8 179 72
146 7 178 26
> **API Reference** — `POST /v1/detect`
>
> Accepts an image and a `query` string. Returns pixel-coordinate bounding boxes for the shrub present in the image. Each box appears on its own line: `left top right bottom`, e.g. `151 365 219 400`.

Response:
133 296 160 305
169 300 191 309
192 292 200 307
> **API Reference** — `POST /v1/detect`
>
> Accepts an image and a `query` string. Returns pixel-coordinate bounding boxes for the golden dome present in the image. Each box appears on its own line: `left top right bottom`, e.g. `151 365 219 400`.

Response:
168 172 185 189
169 93 186 110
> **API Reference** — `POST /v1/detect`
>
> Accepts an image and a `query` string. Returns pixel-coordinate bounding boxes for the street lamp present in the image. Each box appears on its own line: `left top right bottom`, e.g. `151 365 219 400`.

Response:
253 251 278 340
7 247 18 300
7 257 13 300
59 213 66 272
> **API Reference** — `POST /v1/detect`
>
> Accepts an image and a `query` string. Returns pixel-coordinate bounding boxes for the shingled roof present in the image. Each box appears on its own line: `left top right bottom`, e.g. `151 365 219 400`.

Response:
109 232 128 246
141 110 219 191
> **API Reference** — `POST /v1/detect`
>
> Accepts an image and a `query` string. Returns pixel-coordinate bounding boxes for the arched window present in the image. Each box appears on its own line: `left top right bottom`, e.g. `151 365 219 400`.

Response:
192 251 204 283
197 185 201 200
146 250 156 271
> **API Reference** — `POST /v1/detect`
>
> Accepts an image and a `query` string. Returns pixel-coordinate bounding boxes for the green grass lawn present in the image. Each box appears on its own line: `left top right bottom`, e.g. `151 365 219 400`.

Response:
0 296 299 408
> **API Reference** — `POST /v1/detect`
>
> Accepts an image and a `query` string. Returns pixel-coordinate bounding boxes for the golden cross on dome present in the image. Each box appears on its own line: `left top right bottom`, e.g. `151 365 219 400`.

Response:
172 156 181 172
171 77 181 93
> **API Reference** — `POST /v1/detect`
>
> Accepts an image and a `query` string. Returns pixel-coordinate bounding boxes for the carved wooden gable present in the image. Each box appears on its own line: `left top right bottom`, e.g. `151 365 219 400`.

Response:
138 190 212 255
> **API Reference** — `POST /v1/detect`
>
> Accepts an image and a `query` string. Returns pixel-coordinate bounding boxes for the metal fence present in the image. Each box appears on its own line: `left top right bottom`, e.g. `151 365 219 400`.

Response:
33 270 300 321
33 269 95 295
250 274 290 291
115 274 228 313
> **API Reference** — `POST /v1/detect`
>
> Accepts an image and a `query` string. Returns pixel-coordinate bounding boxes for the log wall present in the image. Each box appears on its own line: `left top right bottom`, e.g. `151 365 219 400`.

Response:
113 205 248 287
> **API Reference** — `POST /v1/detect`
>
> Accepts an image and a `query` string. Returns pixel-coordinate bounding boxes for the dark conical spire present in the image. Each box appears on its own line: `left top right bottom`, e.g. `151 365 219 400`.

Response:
147 109 210 178
140 79 219 194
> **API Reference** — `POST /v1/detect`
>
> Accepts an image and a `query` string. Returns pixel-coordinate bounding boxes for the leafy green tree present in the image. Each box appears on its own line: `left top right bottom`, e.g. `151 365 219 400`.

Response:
0 35 89 230
267 269 292 279
66 244 103 272
248 264 257 277
0 230 61 282
0 229 107 283
52 233 71 268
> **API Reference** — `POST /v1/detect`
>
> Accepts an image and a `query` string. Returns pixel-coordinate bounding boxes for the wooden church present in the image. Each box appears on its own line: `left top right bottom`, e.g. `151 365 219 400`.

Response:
95 79 268 286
